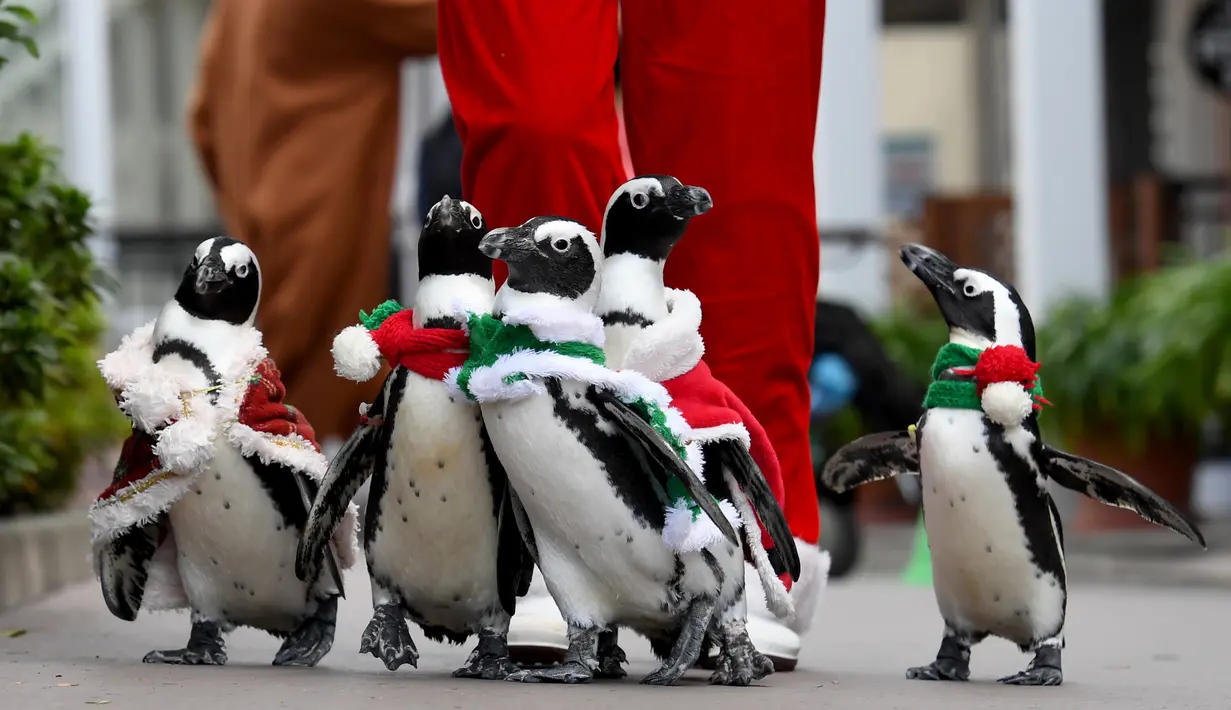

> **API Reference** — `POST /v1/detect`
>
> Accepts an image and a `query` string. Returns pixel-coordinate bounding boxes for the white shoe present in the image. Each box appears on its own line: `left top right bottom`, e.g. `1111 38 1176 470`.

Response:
506 571 569 665
704 538 831 671
507 541 831 670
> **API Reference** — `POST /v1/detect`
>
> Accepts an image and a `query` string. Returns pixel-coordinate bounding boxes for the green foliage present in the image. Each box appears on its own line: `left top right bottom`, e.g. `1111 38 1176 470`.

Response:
1039 254 1231 451
0 6 128 515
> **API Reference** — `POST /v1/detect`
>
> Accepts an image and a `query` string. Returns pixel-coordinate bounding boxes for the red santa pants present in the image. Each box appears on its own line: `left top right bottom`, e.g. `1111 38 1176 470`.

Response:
439 0 826 545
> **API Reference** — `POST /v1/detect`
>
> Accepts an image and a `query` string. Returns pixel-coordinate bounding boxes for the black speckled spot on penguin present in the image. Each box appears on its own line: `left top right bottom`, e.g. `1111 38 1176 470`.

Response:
440 495 447 503
215 473 222 480
993 593 1001 603
437 460 446 469
402 515 408 522
986 545 993 553
626 535 634 543
453 594 462 603
211 557 218 566
961 494 967 502
415 490 420 497
574 543 580 550
598 535 605 542
223 501 231 510
972 445 981 453
195 489 202 495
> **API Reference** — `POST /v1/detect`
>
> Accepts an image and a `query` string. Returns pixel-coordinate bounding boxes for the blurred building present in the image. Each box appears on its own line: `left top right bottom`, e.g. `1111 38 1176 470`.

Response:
0 0 1226 337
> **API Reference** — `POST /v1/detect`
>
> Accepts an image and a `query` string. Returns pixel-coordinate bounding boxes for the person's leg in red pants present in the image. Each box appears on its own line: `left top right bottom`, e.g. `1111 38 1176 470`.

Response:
438 0 625 283
619 0 829 654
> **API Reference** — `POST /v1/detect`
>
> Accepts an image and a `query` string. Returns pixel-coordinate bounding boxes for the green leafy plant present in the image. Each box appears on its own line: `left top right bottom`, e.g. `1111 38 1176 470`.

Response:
0 4 128 515
1038 253 1231 451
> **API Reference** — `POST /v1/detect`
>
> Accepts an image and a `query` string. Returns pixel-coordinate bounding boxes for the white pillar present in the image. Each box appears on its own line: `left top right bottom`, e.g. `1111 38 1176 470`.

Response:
1008 0 1110 319
814 0 888 316
61 0 116 270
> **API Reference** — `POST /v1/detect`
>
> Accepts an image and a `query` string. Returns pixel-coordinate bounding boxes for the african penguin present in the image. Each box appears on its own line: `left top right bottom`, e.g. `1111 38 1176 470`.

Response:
95 236 353 667
296 196 534 679
596 174 803 685
468 216 746 686
821 243 1207 686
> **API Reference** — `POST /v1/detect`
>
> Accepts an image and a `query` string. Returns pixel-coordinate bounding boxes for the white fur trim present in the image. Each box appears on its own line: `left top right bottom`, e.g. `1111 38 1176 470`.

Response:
981 381 1034 428
153 404 219 476
89 472 197 545
725 471 795 621
227 424 327 479
501 304 606 347
689 422 752 448
787 540 831 635
332 324 383 382
620 288 705 382
664 497 742 554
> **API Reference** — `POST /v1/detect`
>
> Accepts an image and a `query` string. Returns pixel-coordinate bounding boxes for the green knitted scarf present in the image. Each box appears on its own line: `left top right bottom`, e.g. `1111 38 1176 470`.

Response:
922 342 1046 413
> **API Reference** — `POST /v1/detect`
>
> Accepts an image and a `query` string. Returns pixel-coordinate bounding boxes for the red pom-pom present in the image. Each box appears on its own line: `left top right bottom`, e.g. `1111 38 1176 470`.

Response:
972 345 1040 393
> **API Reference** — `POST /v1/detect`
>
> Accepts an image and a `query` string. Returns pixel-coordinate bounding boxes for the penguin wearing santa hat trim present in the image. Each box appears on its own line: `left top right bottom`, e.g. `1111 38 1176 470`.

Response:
297 196 535 680
822 243 1206 687
595 174 820 684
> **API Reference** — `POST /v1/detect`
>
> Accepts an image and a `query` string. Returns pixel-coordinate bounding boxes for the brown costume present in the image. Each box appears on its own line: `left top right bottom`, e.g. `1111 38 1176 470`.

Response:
186 0 438 440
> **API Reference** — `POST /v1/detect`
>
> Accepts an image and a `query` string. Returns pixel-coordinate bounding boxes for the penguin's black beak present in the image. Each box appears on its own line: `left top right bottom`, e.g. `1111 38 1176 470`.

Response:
193 255 228 295
479 227 530 262
901 243 958 295
665 184 713 219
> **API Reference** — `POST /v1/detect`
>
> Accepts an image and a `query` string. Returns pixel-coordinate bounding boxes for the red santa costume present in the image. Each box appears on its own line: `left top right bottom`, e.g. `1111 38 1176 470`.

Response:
618 288 829 638
91 321 361 612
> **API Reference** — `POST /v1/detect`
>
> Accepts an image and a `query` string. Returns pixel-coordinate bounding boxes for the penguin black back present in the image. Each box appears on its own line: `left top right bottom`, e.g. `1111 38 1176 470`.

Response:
173 237 261 326
601 175 713 262
418 195 493 280
479 216 601 300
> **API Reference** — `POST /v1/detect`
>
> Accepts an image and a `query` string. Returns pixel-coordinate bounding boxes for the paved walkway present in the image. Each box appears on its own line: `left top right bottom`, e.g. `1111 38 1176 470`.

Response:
2 569 1229 710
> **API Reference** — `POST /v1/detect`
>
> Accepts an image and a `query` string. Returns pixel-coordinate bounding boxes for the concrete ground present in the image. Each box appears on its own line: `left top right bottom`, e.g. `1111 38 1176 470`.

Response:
2 568 1229 710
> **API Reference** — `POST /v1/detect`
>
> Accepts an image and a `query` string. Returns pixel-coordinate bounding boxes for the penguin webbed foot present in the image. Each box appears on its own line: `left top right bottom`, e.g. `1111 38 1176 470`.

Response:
360 603 419 671
906 630 979 682
709 626 774 686
506 625 598 684
143 617 227 666
595 628 628 679
453 627 518 680
999 645 1063 687
642 596 717 686
272 595 337 667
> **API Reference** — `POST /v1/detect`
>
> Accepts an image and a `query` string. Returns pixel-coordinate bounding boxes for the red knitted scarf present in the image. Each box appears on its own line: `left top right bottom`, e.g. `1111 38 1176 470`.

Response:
373 310 470 381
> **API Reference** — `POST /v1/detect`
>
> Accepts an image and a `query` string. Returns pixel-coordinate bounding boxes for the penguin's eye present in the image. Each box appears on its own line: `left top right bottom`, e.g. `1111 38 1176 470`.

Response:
470 214 482 229
631 192 649 209
963 283 978 297
235 264 249 278
551 238 570 253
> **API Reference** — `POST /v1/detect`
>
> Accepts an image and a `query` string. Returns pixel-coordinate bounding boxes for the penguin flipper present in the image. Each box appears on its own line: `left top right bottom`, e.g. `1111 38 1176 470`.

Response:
591 388 740 545
709 440 801 581
1041 444 1207 548
293 399 388 589
98 514 166 622
291 470 346 599
820 430 919 494
493 456 537 615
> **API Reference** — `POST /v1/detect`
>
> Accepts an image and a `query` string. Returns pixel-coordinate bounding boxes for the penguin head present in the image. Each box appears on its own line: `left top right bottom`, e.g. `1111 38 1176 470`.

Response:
600 175 713 260
418 195 493 280
479 216 602 304
900 243 1035 359
174 237 261 326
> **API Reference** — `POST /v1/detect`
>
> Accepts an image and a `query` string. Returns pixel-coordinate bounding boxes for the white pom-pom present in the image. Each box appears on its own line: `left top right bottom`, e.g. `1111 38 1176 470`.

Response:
981 381 1035 428
332 325 382 382
154 409 218 475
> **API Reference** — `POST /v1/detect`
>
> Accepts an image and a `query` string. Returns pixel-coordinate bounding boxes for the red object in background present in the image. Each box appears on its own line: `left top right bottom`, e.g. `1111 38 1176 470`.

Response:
438 0 827 545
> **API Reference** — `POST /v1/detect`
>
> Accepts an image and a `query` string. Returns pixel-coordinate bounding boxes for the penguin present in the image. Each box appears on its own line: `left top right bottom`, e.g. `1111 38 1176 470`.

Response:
453 215 744 686
295 196 535 680
820 243 1207 686
595 174 803 685
93 236 357 667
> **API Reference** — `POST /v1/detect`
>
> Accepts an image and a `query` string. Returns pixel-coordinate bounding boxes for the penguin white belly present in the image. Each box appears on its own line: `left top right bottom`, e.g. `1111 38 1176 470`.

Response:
367 375 502 630
169 444 312 632
919 409 1065 644
482 386 734 630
